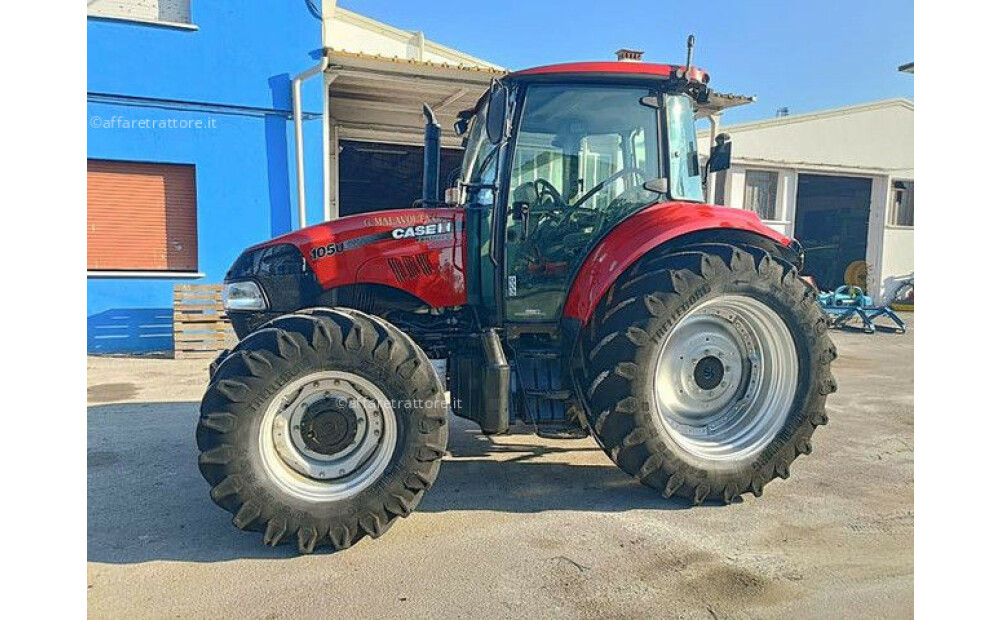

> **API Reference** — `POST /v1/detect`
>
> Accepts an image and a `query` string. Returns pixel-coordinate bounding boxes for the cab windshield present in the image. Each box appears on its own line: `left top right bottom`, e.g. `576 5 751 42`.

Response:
508 84 660 213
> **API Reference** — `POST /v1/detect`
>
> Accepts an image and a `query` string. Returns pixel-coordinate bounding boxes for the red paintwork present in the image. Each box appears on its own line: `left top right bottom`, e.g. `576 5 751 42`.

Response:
510 62 709 84
254 208 467 308
562 202 790 322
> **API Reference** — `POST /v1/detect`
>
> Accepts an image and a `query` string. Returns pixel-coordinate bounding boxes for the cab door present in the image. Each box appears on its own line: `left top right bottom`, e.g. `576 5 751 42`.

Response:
503 83 661 323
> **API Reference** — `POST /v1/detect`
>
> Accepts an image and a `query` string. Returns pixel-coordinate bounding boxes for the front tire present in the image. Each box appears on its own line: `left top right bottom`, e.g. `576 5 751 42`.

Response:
196 308 448 553
579 242 837 504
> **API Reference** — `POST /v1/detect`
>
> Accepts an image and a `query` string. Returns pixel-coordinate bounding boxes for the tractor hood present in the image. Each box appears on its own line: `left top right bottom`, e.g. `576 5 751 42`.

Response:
234 207 467 310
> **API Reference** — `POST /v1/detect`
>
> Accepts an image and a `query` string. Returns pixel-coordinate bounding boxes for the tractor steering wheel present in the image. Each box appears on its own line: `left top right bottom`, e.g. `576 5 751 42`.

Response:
532 178 568 211
571 167 647 209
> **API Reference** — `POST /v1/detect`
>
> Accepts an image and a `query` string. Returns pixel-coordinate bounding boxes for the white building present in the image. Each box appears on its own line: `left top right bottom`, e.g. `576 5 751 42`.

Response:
700 99 914 303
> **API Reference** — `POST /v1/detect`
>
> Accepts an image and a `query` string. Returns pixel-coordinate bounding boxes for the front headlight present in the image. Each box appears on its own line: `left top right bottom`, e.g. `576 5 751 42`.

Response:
222 280 268 311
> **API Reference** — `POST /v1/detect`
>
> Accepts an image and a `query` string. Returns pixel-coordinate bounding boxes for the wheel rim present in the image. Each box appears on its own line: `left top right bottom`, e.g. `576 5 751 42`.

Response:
650 295 798 462
258 371 398 502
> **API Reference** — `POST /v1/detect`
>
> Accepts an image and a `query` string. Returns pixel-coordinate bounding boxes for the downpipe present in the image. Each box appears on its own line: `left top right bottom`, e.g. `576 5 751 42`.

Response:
292 53 330 229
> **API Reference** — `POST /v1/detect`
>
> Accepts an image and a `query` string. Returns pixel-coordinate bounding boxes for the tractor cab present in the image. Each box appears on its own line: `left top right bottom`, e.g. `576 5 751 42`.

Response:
437 60 741 435
449 61 732 328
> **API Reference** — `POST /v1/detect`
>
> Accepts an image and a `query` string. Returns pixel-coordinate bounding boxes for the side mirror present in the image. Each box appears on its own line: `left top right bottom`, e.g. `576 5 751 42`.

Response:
708 133 732 172
485 84 508 145
454 110 473 136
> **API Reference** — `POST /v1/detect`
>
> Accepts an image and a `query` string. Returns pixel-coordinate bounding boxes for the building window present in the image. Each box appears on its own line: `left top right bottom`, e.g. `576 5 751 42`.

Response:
712 170 727 206
87 0 192 26
744 170 779 220
87 160 198 272
890 180 914 226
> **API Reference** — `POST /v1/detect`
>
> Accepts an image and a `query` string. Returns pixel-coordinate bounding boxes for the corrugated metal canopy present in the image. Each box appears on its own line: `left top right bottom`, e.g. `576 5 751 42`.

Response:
327 51 501 147
696 91 756 119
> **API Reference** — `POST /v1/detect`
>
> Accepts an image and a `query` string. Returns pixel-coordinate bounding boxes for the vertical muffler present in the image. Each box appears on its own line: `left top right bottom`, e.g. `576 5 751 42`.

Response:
421 103 441 206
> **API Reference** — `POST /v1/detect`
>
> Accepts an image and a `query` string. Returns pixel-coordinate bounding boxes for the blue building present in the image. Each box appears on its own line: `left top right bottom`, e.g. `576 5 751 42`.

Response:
87 1 327 353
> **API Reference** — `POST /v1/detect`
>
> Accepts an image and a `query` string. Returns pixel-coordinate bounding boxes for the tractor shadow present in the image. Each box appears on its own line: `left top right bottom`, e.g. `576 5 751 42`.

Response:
87 402 703 565
421 418 699 515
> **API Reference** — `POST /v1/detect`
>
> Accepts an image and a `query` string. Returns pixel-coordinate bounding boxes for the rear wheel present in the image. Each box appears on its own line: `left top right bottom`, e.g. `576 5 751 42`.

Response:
196 309 447 553
579 242 836 504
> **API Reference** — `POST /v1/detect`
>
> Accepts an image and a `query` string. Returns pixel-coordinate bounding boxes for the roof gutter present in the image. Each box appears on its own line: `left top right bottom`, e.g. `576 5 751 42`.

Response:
292 53 330 229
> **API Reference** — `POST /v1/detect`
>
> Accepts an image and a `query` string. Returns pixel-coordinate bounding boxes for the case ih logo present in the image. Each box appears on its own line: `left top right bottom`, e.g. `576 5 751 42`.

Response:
391 222 453 240
308 220 456 261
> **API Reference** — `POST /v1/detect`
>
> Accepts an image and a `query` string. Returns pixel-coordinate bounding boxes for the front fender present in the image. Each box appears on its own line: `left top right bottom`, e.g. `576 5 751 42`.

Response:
562 201 789 322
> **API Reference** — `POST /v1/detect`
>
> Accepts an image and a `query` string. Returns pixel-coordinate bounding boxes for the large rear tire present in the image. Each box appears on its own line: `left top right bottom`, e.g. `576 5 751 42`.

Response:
196 308 448 553
579 242 836 504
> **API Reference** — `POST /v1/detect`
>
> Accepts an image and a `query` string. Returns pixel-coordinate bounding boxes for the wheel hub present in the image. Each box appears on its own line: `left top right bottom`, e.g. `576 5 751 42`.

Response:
693 355 725 390
299 398 358 456
258 372 397 502
651 295 798 462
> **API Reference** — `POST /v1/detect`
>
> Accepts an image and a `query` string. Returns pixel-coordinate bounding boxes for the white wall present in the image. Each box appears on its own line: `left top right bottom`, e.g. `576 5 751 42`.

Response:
879 172 914 304
702 101 914 172
881 227 914 301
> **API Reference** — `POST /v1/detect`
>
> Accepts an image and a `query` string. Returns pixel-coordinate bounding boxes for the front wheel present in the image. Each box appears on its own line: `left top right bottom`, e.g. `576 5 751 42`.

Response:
196 308 448 553
579 242 837 504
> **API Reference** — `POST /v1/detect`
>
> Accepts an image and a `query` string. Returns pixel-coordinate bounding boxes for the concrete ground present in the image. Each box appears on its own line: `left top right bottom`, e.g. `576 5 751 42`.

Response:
87 316 913 619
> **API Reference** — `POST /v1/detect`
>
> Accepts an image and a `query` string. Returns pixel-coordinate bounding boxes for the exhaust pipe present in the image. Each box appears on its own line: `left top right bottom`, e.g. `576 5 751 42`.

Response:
421 103 441 206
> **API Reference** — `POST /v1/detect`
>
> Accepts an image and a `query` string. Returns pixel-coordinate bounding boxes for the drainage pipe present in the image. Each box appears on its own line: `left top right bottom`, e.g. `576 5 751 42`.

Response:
292 53 329 229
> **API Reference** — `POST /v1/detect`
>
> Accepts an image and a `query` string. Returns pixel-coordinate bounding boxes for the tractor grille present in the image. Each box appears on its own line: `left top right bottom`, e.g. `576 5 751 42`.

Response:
388 255 435 283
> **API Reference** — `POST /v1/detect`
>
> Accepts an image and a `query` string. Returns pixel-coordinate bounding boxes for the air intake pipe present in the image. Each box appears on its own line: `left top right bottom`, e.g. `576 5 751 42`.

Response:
421 103 441 206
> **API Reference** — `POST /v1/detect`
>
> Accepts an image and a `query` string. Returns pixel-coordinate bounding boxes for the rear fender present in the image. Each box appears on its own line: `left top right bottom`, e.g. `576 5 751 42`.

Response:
562 202 790 322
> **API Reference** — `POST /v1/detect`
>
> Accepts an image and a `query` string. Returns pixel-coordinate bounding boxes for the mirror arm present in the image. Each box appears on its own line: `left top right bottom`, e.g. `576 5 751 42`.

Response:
702 152 715 189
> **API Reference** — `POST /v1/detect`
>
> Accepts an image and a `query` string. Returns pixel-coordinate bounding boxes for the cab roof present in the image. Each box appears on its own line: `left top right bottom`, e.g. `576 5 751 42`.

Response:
509 61 709 85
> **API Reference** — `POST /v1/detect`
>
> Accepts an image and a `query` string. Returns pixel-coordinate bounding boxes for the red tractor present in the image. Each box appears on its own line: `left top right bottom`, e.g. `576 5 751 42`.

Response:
198 54 837 554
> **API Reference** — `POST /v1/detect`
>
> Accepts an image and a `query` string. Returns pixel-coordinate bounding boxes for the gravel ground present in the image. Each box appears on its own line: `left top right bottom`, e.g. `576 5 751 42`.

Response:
87 315 913 619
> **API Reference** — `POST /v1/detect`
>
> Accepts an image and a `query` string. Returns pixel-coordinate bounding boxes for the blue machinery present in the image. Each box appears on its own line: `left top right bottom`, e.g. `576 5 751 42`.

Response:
818 285 906 334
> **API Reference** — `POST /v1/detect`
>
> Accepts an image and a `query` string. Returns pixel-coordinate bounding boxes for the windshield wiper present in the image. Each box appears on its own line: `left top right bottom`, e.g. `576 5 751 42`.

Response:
467 144 500 188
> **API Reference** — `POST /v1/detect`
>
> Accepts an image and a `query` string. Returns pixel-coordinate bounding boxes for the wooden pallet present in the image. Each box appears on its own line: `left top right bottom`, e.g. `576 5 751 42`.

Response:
173 284 235 359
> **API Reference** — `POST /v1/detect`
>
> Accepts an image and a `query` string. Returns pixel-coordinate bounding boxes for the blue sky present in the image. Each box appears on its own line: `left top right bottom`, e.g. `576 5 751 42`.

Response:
338 0 914 125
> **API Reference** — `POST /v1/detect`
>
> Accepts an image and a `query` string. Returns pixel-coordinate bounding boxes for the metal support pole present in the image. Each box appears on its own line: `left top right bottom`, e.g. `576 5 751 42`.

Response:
292 54 329 229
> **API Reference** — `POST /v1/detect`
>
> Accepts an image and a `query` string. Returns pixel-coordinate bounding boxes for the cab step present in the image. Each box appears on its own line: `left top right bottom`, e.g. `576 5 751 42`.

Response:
517 348 561 360
523 389 572 400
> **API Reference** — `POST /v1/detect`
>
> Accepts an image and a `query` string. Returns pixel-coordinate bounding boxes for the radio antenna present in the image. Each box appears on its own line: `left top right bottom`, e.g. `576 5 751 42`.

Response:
685 35 695 78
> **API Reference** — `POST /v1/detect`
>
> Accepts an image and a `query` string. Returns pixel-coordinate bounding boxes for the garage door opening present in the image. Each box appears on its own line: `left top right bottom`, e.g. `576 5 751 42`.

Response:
794 174 872 291
338 141 464 216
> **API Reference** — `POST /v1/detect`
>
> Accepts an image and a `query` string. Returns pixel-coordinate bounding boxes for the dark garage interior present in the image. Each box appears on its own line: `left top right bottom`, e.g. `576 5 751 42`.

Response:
794 174 872 290
338 141 465 216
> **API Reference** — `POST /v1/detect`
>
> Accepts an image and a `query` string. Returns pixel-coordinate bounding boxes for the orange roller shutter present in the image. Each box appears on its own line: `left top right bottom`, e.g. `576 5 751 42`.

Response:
87 160 198 271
